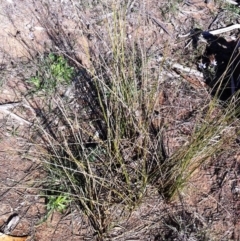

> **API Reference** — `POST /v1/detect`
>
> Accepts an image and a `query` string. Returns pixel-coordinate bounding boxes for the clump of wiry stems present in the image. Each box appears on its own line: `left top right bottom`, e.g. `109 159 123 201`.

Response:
31 8 166 239
29 4 240 240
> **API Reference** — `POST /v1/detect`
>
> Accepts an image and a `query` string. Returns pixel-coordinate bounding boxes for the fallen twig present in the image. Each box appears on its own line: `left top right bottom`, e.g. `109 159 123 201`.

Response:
0 102 31 125
179 24 240 38
224 0 238 5
208 24 240 36
146 12 172 37
158 55 206 89
158 55 203 78
173 68 207 90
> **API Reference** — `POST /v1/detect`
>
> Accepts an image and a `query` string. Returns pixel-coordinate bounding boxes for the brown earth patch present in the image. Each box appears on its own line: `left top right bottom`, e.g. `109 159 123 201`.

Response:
0 0 240 240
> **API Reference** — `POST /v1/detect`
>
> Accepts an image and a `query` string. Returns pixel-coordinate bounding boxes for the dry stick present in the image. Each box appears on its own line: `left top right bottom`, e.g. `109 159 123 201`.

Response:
172 62 203 78
225 0 238 4
207 10 225 31
0 102 32 125
207 24 240 36
146 12 172 37
173 68 207 89
157 56 206 90
158 55 203 78
180 24 240 38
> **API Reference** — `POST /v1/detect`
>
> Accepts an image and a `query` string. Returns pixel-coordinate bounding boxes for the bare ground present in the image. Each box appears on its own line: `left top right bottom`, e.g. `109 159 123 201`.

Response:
0 0 240 240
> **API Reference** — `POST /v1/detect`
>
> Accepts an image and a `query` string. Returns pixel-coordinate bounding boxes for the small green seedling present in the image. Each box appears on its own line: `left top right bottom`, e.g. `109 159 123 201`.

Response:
48 53 74 83
29 76 41 89
28 53 74 93
46 194 70 213
37 194 71 224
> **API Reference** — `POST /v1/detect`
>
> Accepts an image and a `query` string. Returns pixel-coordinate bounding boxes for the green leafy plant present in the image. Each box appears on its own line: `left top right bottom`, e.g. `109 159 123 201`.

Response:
46 194 70 213
29 75 41 90
28 53 74 93
223 3 240 15
48 53 74 83
37 192 71 224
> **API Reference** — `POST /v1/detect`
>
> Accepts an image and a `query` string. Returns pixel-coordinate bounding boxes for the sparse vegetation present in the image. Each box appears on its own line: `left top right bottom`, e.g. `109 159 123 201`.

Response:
1 0 240 240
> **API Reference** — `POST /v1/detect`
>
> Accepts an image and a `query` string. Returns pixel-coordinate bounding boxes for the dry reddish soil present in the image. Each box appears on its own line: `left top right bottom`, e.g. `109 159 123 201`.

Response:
1 0 240 240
